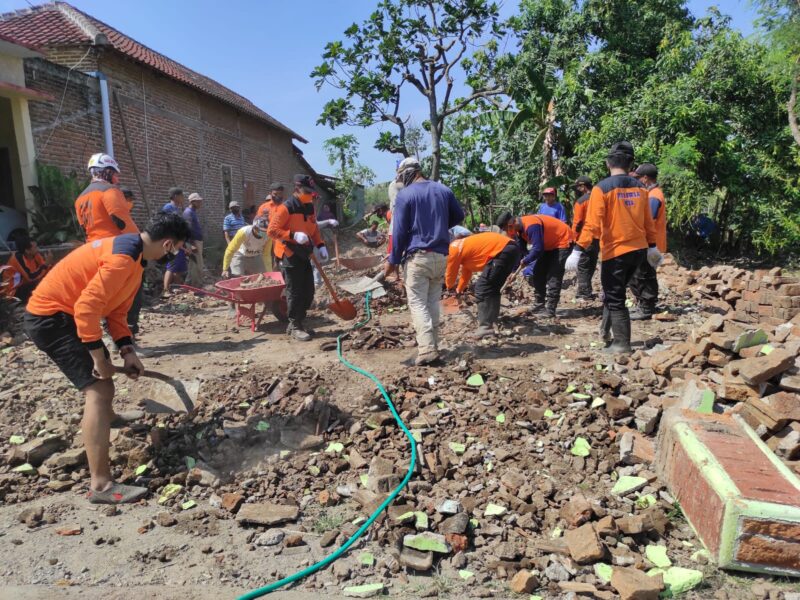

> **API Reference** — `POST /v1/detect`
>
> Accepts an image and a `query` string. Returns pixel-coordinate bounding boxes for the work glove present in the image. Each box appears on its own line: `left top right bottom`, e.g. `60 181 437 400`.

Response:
647 247 663 268
293 232 310 245
522 264 535 279
318 246 329 261
565 247 582 272
329 219 339 228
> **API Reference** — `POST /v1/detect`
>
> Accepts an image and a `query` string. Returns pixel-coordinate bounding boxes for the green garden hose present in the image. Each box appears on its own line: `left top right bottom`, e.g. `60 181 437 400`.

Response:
238 291 418 599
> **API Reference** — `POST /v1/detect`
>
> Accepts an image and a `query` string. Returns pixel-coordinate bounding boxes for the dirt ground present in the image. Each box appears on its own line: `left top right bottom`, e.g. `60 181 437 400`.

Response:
1 242 799 600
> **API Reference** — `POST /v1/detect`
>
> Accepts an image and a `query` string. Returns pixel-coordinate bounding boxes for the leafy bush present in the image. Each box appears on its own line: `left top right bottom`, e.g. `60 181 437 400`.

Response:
27 163 85 245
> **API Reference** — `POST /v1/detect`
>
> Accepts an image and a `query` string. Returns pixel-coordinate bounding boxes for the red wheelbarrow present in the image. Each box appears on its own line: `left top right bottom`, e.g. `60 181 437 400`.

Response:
179 272 288 332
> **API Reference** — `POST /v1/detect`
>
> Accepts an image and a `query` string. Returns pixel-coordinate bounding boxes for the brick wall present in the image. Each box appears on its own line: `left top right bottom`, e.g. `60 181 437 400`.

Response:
23 47 326 250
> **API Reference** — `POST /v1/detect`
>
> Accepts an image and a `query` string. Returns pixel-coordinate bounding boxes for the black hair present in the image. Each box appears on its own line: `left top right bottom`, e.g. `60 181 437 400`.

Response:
168 187 184 200
16 235 34 253
606 154 634 171
145 212 191 243
495 210 514 230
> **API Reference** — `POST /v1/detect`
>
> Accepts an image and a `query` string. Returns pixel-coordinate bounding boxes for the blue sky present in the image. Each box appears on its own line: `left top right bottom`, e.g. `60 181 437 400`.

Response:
2 0 760 181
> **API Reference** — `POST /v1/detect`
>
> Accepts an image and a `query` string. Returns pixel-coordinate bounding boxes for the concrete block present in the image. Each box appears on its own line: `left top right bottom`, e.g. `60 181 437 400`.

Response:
656 409 800 576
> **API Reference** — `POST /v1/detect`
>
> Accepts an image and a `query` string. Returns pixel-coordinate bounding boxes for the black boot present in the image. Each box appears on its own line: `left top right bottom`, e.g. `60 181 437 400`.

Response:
629 305 654 321
475 296 500 337
599 306 612 345
603 309 632 354
543 300 557 318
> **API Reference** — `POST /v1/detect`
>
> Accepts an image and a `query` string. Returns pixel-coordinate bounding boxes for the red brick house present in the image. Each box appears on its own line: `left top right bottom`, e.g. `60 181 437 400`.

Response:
0 1 333 247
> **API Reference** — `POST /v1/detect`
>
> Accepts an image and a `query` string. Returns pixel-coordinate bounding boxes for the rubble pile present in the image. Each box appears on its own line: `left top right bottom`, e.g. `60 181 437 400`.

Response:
639 268 800 473
344 325 415 351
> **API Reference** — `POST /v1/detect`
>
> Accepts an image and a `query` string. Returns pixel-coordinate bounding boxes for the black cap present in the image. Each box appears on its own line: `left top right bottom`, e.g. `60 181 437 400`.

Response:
270 182 285 191
294 174 315 189
495 210 514 229
121 187 133 198
607 141 635 159
635 163 658 178
574 176 592 187
168 186 184 199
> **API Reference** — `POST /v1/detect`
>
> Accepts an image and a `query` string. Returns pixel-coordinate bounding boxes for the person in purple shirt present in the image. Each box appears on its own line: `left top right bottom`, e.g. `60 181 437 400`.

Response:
378 157 465 365
536 187 568 223
161 187 188 294
183 192 204 286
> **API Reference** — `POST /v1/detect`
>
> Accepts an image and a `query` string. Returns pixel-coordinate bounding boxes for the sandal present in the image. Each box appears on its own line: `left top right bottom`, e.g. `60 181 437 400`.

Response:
110 410 145 428
87 482 148 504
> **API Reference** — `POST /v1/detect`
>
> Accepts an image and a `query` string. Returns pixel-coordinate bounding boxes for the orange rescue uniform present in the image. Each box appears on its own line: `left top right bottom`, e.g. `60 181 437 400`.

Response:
27 234 143 347
577 175 657 261
75 181 139 242
649 186 667 253
571 192 591 237
256 198 281 221
267 194 324 259
7 251 49 284
445 232 515 293
518 214 574 250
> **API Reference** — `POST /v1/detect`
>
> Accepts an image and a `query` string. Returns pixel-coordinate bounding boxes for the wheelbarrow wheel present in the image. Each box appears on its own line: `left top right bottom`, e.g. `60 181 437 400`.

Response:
271 298 288 322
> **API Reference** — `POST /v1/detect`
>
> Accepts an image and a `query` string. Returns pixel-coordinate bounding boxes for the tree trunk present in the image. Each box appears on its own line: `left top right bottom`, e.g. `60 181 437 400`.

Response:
539 100 557 185
429 119 441 181
789 59 800 148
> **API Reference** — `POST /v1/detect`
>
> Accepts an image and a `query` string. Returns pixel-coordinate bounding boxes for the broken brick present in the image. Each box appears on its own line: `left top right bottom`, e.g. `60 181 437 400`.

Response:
739 349 795 384
611 566 664 600
565 522 606 564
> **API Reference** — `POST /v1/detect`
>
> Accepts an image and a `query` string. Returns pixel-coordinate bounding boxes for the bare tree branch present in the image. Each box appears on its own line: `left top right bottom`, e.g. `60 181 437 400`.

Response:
441 88 505 118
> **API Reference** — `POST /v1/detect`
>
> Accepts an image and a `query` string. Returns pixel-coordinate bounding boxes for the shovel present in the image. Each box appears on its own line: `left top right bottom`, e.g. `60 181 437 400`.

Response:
501 263 525 293
310 252 357 321
333 232 341 269
113 366 197 413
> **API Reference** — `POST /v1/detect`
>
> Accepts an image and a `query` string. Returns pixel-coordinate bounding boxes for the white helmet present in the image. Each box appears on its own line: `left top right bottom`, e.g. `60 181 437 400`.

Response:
397 156 420 172
87 153 120 173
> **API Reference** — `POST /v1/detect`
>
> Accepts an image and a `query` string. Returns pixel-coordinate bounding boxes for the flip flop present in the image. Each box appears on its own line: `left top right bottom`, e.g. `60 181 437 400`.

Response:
87 482 148 504
110 410 145 428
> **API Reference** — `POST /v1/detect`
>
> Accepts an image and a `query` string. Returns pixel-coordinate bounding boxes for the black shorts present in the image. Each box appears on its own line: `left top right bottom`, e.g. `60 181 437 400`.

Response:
24 311 108 391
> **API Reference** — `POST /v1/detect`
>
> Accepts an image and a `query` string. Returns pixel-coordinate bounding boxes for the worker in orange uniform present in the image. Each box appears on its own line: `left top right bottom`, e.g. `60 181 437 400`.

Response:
628 163 666 320
571 175 597 300
75 154 138 241
23 212 191 504
5 236 53 301
256 182 286 221
445 232 521 337
567 141 662 354
497 212 574 318
267 174 328 342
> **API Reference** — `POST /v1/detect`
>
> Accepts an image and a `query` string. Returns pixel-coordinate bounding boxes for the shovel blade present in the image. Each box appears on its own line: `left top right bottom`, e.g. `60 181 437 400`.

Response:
329 300 357 321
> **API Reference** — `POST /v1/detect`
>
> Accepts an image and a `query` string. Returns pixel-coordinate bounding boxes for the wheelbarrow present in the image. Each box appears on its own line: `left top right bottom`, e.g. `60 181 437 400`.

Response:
179 272 288 332
338 255 384 272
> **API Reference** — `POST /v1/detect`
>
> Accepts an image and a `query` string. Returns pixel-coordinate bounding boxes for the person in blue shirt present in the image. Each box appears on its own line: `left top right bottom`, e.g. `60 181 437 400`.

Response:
161 187 188 294
536 187 568 223
449 225 472 241
183 192 204 286
223 201 246 244
378 157 465 365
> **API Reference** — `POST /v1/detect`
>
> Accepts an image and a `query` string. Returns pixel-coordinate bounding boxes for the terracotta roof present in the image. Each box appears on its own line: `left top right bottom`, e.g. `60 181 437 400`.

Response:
0 2 306 142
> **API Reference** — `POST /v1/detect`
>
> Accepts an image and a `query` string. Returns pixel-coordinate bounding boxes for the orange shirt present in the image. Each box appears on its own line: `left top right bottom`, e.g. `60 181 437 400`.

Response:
649 186 667 253
7 251 49 284
572 193 591 237
75 181 139 242
519 214 574 250
445 232 514 292
267 194 324 259
577 175 657 261
256 198 281 221
27 234 144 346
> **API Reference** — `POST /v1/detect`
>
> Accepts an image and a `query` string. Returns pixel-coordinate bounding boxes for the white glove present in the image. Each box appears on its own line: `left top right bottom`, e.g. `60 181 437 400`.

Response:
329 219 339 228
565 248 582 272
647 247 663 268
293 232 310 245
318 246 329 261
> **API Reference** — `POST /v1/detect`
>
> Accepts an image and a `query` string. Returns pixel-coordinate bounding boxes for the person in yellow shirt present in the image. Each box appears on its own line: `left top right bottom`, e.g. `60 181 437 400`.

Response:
445 232 520 337
222 217 273 278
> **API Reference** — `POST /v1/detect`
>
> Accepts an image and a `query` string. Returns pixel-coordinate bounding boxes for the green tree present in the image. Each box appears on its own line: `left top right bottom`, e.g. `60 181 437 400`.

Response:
312 0 507 180
755 0 800 147
323 135 376 214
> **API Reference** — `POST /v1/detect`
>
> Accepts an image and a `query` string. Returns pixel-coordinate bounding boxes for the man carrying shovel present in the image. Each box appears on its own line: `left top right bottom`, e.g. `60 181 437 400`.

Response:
23 213 191 504
267 175 329 341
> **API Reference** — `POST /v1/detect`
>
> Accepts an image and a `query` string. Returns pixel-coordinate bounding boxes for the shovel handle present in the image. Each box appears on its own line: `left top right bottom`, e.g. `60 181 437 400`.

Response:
310 252 344 305
333 233 341 269
501 263 525 293
112 365 172 381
